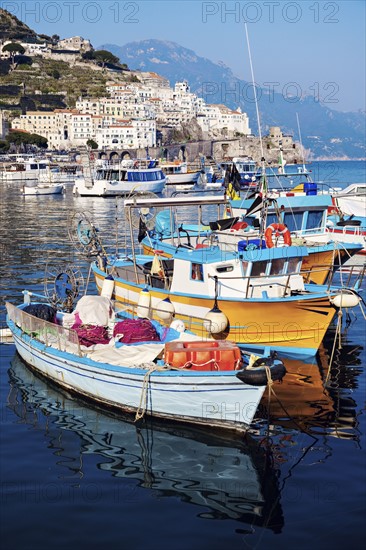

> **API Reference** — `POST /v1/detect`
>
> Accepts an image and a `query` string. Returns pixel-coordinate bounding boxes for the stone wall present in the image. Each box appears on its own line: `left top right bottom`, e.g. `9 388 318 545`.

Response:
96 135 306 166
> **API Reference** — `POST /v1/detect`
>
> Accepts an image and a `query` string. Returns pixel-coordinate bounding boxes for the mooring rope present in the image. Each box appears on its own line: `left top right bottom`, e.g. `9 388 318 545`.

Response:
325 308 343 385
135 363 161 422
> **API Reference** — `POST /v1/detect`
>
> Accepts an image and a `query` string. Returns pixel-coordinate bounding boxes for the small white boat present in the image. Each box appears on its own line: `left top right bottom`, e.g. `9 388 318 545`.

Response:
161 161 201 186
22 183 64 195
5 292 286 433
74 158 166 197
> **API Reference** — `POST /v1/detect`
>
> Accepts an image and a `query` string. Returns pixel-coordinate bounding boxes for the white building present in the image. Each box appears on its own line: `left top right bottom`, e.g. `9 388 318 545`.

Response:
11 109 156 150
11 76 250 148
95 118 156 150
57 36 92 52
196 104 251 137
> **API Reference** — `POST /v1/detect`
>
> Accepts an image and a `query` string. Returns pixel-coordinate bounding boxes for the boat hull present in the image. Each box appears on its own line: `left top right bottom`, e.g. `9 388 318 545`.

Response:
74 178 165 196
165 172 200 185
22 184 64 195
7 311 265 432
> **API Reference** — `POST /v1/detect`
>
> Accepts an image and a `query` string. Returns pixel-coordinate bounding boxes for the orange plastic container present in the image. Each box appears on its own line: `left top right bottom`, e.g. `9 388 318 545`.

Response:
164 341 242 371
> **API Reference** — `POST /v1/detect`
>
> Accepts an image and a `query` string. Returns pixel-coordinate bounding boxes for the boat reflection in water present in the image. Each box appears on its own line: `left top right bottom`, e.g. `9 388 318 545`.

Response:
7 353 284 533
7 338 360 534
258 337 361 440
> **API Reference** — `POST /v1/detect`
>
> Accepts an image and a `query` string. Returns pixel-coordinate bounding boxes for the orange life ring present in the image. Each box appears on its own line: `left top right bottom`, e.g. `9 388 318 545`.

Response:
264 223 292 248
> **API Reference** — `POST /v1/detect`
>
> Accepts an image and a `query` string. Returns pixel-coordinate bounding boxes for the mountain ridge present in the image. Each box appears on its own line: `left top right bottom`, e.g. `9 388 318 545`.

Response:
100 39 366 160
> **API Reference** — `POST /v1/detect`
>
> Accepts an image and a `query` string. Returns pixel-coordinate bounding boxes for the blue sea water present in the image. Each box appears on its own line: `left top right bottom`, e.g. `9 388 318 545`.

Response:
0 161 365 549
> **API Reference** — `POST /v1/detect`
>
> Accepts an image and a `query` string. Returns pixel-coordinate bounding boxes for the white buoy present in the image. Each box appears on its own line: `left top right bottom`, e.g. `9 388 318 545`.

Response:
137 288 151 318
331 292 360 309
156 297 175 321
170 319 185 333
203 306 228 334
101 274 114 299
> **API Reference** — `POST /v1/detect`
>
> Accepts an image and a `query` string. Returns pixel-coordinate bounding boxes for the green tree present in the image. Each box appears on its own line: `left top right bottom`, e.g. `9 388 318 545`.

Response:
29 133 48 148
82 50 96 61
49 68 60 79
86 139 98 150
0 140 10 152
6 130 48 149
94 49 119 68
2 42 25 69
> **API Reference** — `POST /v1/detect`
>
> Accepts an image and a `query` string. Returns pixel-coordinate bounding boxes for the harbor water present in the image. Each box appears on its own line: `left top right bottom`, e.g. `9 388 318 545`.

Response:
0 160 365 549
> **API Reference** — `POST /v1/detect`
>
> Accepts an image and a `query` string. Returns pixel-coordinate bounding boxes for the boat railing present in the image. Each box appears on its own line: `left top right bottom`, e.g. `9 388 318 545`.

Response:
5 302 82 356
328 224 365 235
328 263 365 288
209 263 365 298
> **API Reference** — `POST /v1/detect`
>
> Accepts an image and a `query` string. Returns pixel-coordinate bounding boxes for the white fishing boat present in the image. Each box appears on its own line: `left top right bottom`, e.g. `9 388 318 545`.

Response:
22 182 64 195
0 156 50 183
160 161 201 186
6 288 286 433
73 158 166 197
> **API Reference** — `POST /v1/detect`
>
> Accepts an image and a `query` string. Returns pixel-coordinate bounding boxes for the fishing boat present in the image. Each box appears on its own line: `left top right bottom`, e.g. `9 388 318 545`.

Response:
21 182 64 196
5 286 286 433
0 156 50 183
88 195 364 357
139 191 363 283
219 157 261 187
160 160 201 186
73 158 166 197
230 190 366 257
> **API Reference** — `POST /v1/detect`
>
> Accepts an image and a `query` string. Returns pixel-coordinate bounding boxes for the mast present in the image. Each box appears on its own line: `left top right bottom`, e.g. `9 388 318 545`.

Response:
296 112 307 174
244 23 268 241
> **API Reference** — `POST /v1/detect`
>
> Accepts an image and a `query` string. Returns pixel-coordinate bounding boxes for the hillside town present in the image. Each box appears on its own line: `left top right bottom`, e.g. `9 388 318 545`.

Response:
1 32 299 157
10 76 251 151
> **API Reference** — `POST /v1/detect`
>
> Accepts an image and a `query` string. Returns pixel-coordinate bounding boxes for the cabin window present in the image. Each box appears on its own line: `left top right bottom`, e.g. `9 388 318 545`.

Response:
270 258 285 275
250 260 268 277
242 261 249 276
283 212 303 232
287 257 301 273
191 263 204 281
216 264 234 273
306 210 324 230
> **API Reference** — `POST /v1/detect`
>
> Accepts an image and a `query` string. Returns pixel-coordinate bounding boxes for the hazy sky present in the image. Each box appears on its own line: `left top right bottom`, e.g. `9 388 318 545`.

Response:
3 0 365 112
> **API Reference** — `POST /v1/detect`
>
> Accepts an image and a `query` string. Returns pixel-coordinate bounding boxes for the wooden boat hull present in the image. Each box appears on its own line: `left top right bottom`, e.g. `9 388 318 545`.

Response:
6 303 266 432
